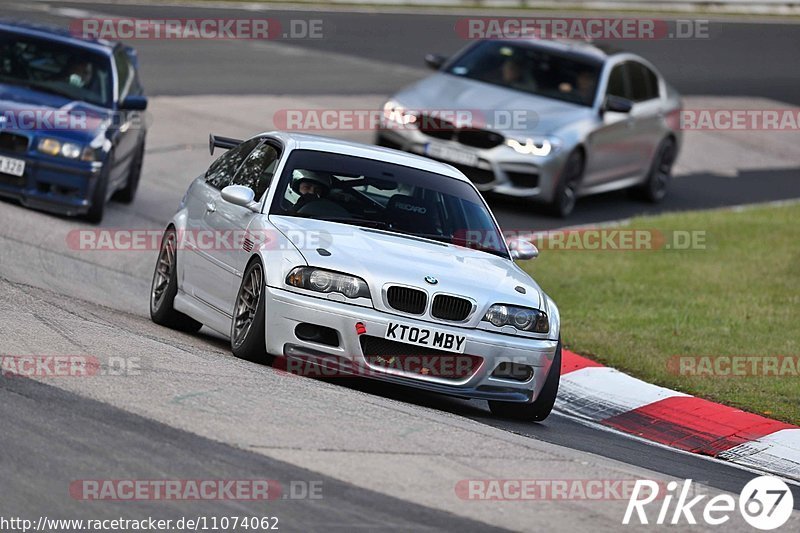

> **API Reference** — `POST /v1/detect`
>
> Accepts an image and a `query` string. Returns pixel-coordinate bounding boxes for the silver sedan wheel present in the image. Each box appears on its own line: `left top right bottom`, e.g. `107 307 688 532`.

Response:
233 263 263 347
151 231 176 312
651 141 676 201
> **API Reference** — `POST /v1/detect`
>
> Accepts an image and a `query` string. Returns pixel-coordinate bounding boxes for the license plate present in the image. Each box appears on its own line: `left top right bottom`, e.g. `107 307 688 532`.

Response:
0 155 25 177
385 322 466 354
425 142 479 167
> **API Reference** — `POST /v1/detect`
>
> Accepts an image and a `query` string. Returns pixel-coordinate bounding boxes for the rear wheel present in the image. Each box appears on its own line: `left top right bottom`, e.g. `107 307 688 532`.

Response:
488 339 562 422
231 260 273 365
635 138 676 203
150 228 203 332
548 151 584 218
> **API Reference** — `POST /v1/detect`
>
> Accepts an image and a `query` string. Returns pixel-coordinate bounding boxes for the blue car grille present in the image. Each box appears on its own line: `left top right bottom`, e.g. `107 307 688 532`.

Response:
0 132 30 154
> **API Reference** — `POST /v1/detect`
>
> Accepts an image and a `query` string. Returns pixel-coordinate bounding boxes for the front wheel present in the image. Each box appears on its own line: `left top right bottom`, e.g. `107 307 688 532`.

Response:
150 228 203 332
85 163 109 224
114 140 145 204
231 260 273 365
548 151 584 218
488 339 562 422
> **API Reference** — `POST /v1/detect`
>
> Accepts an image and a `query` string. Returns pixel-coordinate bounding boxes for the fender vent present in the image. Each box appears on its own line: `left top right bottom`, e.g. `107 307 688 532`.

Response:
243 238 254 252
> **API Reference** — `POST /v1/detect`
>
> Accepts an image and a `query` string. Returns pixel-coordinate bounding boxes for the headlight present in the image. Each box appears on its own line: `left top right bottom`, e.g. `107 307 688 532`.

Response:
286 267 370 299
383 99 416 125
483 304 549 333
506 137 560 157
37 138 84 159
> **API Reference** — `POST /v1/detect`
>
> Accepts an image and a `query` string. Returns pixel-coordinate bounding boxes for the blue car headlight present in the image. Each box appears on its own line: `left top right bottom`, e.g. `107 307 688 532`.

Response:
37 138 95 161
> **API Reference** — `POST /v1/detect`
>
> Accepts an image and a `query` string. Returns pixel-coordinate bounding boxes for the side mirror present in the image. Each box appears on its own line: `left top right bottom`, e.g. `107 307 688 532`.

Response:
507 237 539 261
221 185 259 211
119 95 148 111
424 53 447 71
602 95 633 114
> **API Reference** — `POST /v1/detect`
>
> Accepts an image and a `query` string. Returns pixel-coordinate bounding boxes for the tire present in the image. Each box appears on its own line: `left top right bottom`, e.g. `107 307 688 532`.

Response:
113 140 144 204
548 151 584 218
149 228 203 332
634 137 676 203
488 339 562 422
231 260 273 365
85 160 109 224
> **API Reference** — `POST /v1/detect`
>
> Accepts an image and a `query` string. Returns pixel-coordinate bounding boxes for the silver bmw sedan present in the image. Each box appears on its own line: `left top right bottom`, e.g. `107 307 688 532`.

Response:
376 39 682 217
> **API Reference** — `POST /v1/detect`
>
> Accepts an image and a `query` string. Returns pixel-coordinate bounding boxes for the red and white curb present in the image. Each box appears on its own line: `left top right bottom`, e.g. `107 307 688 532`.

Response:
557 350 800 482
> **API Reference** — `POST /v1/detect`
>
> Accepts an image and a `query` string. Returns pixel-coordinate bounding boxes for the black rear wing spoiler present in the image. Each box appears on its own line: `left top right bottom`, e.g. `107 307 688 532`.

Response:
209 134 243 155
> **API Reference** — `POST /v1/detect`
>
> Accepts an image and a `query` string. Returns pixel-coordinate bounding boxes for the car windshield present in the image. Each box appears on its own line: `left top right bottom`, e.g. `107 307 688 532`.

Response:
446 41 601 107
270 149 510 259
0 30 112 107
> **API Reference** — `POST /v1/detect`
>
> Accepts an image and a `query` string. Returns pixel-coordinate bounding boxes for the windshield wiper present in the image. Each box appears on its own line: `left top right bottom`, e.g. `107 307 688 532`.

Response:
318 217 390 230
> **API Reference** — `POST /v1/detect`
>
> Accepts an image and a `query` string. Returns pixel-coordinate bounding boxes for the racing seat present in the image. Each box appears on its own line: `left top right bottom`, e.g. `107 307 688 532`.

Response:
385 194 438 235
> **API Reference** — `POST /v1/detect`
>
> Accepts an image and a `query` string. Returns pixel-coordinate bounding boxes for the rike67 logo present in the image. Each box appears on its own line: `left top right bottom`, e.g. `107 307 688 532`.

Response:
624 476 794 529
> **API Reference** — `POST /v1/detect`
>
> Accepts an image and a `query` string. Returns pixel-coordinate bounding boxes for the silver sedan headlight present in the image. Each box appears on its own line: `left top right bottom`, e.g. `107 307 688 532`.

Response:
483 304 549 333
505 137 561 157
383 99 416 125
286 267 371 299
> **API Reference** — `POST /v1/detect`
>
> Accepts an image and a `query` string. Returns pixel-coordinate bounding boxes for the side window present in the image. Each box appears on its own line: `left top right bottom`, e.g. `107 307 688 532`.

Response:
606 63 628 99
113 48 131 99
627 62 659 102
231 141 281 201
205 138 261 190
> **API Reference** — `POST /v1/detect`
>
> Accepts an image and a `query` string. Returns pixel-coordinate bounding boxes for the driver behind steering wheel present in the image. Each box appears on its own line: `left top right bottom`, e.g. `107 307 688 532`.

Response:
291 169 331 212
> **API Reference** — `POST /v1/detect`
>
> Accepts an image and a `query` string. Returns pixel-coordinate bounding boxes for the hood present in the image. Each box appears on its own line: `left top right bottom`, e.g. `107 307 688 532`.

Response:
270 215 544 320
0 83 110 142
392 73 594 136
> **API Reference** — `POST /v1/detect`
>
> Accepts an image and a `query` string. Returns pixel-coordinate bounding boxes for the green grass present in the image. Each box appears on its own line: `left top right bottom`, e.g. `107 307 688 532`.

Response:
521 202 800 424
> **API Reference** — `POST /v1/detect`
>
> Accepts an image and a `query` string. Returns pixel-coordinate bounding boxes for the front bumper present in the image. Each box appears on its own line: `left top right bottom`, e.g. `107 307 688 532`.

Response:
0 149 102 216
375 126 569 203
265 286 559 403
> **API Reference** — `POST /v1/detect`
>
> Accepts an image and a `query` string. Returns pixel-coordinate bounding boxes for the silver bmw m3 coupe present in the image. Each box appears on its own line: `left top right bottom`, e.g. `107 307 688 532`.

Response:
376 39 683 216
150 132 562 421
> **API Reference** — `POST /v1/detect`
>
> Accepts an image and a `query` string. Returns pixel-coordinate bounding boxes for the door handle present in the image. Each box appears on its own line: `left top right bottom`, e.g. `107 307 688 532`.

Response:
205 202 216 213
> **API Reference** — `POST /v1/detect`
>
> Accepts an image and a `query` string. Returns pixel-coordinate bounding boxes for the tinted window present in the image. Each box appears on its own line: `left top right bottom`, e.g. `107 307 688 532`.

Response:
232 141 280 200
270 150 509 259
205 138 260 190
0 31 113 107
606 64 628 99
446 41 602 107
627 62 659 102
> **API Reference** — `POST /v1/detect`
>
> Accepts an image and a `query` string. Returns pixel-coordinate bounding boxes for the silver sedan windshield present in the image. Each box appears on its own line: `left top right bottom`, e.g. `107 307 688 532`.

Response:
446 41 601 107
